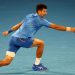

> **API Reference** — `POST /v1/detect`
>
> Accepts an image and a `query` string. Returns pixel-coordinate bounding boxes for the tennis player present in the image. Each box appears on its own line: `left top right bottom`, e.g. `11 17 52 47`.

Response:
1 4 75 71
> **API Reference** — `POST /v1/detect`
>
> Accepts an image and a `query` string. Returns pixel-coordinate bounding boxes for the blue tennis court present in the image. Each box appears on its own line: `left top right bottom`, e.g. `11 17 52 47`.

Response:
0 0 75 75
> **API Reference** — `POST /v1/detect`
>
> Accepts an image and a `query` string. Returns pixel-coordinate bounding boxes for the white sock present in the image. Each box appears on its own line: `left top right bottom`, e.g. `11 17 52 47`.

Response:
35 58 41 65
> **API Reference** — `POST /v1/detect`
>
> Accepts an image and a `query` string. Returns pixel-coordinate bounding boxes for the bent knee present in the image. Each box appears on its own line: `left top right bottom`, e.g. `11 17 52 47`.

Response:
3 55 14 66
39 40 44 46
5 61 11 65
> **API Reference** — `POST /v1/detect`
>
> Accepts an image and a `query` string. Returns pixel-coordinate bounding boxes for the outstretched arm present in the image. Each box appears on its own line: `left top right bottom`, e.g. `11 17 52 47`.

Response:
49 23 75 32
11 22 22 31
2 22 22 36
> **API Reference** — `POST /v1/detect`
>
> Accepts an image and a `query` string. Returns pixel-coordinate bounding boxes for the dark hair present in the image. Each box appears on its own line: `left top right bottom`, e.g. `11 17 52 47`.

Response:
36 4 47 12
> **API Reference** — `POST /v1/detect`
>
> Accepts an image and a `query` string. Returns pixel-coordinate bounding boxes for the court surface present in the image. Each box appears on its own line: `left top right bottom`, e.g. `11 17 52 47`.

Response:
0 0 75 75
0 32 75 75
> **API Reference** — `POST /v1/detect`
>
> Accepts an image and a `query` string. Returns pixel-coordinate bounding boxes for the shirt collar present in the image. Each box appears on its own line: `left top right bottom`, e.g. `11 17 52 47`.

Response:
34 13 38 16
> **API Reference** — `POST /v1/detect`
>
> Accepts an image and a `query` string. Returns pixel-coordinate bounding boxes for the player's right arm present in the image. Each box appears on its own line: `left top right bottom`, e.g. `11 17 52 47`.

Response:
2 22 22 36
41 19 75 32
49 23 75 32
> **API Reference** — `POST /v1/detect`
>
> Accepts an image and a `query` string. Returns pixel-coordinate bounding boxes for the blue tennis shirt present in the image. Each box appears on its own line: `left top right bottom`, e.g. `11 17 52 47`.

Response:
12 13 52 38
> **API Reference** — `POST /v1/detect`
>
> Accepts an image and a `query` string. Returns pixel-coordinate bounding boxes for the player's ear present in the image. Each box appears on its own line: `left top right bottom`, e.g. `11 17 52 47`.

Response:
37 10 41 14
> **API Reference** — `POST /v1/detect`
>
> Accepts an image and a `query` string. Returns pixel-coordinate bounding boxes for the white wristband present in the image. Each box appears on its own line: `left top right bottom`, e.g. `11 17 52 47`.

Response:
66 27 71 31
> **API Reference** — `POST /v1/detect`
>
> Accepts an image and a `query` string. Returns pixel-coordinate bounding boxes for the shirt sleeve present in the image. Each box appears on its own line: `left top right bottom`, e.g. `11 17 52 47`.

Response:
41 19 52 28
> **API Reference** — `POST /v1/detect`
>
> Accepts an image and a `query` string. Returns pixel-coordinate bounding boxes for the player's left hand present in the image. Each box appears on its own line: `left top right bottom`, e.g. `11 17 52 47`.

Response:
2 31 9 36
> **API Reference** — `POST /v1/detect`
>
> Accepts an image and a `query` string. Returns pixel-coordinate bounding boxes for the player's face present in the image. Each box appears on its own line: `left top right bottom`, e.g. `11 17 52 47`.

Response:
41 9 47 17
38 9 47 17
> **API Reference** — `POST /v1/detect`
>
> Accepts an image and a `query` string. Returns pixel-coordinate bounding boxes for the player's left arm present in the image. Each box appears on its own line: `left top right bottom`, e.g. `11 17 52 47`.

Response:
11 22 22 31
49 23 75 32
2 22 22 36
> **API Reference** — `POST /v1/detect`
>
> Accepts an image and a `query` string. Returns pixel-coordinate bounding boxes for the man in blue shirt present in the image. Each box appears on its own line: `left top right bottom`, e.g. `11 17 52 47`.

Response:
1 4 75 71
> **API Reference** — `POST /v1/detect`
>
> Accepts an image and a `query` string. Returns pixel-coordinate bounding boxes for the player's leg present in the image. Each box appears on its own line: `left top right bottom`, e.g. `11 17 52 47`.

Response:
0 51 15 67
31 38 47 71
16 37 44 64
0 36 20 67
31 38 44 58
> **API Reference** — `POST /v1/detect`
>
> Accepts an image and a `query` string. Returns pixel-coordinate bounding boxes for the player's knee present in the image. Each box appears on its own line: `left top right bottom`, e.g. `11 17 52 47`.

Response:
4 58 13 66
39 40 44 46
5 61 11 66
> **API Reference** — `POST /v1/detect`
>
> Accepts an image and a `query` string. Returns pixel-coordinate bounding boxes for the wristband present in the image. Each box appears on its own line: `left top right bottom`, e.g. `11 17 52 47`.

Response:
66 27 71 31
8 29 13 33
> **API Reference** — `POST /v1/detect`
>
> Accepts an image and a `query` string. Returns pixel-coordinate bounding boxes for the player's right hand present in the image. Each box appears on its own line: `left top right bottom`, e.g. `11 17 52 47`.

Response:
2 31 9 36
71 28 75 33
